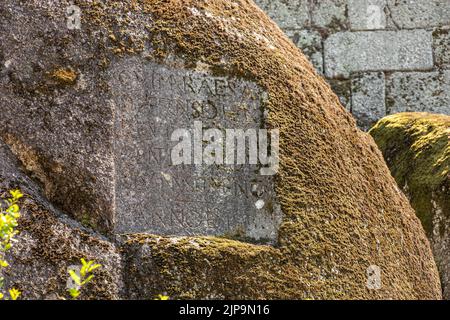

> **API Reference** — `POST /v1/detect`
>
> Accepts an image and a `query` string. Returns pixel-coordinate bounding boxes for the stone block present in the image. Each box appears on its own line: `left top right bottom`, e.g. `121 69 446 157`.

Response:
324 30 433 78
311 0 348 31
348 0 387 30
0 0 442 300
386 71 450 115
351 72 386 130
433 27 450 69
387 0 450 29
110 59 283 239
255 0 310 29
286 29 323 73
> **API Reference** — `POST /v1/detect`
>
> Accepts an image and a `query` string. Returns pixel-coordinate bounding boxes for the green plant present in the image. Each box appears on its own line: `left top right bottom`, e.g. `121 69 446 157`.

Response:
0 189 23 300
1 190 104 301
67 258 101 299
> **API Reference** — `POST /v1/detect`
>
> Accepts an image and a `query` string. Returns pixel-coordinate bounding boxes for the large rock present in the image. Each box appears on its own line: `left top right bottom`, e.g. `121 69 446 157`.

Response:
370 113 449 299
0 0 442 299
0 141 124 300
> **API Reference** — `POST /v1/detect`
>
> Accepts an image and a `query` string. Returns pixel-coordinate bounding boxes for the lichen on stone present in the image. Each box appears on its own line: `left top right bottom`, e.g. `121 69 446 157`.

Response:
370 112 449 299
50 67 78 85
370 112 449 235
0 0 442 300
0 140 124 300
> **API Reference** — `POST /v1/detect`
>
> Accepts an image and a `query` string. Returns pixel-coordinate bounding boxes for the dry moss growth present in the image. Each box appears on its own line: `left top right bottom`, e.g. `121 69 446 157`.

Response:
70 0 440 299
50 68 77 85
124 235 286 299
113 0 440 299
370 113 450 235
7 0 441 299
0 188 123 300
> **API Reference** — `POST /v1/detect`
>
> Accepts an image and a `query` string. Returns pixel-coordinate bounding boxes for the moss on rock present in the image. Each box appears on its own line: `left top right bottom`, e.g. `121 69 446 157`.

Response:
370 112 450 299
370 113 449 235
114 0 441 300
0 141 124 300
50 67 78 85
0 0 443 299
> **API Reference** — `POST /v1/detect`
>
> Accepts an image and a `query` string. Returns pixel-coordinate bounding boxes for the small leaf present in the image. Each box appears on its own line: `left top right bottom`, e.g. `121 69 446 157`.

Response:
10 190 23 200
80 258 92 277
81 274 94 285
68 288 80 299
9 205 19 213
80 265 87 278
9 288 21 300
88 264 102 273
85 260 93 270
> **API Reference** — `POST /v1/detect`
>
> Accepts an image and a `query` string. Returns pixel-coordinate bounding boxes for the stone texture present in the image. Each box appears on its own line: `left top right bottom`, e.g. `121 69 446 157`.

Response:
254 0 309 29
110 58 282 240
370 113 450 299
0 141 124 300
0 0 116 234
351 72 386 130
286 29 323 73
256 0 449 131
433 27 450 69
386 71 450 115
310 0 348 31
387 0 450 29
327 79 351 111
348 0 387 30
0 0 442 300
324 30 434 78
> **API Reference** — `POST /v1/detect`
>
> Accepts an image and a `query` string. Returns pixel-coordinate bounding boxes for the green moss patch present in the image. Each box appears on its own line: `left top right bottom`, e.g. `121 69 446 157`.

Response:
370 112 450 235
80 0 441 299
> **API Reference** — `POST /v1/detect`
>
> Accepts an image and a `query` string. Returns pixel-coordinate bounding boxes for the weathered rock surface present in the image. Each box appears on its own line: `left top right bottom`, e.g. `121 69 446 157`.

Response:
387 0 450 29
370 113 450 300
324 30 433 79
0 140 124 300
255 0 450 131
351 72 386 131
0 0 442 299
110 58 282 240
433 27 450 69
386 71 450 116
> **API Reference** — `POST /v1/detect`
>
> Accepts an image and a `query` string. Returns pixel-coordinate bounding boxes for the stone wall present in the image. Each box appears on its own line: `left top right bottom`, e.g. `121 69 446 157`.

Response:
255 0 450 130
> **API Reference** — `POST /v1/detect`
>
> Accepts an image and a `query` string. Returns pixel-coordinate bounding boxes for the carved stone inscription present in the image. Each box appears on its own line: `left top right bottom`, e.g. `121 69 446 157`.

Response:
111 58 282 241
